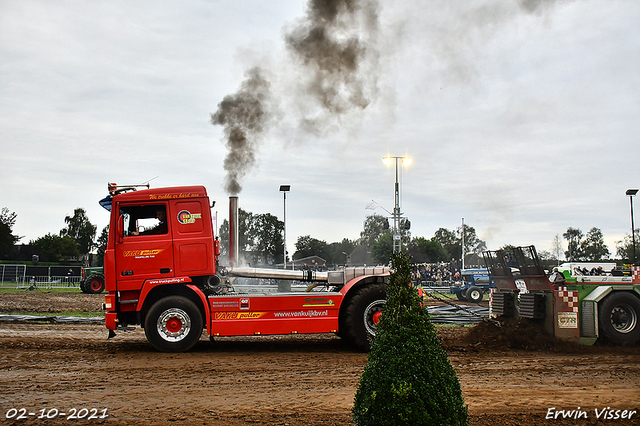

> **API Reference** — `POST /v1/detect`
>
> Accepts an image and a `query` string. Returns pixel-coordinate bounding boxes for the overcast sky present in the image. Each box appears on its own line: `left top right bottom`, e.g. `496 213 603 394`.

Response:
1 0 639 261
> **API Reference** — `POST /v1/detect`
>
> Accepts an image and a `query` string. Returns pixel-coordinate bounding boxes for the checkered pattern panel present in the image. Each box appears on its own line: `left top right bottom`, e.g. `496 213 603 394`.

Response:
633 266 640 281
556 289 579 313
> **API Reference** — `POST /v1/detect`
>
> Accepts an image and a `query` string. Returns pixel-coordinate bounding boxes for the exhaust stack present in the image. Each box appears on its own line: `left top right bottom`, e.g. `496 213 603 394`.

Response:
229 196 239 267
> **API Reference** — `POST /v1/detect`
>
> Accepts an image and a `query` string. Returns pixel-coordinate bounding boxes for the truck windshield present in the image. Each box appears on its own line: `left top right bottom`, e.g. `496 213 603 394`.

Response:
121 204 168 236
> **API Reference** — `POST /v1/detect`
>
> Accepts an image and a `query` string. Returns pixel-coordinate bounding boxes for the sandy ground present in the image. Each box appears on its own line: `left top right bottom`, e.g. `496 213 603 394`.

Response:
0 291 638 425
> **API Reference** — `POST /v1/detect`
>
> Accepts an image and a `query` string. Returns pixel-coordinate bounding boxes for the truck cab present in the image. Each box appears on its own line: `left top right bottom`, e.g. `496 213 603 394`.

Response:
104 185 216 290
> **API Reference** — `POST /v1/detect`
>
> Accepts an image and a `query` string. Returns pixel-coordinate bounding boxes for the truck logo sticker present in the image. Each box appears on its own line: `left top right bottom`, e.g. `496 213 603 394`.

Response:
214 312 267 320
303 297 335 308
210 300 239 309
273 310 329 318
557 312 578 329
177 210 202 224
149 192 201 200
123 249 163 258
148 277 187 285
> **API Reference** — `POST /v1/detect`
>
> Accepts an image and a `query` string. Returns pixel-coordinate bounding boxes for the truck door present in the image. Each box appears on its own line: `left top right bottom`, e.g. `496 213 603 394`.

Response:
172 199 215 276
114 203 175 291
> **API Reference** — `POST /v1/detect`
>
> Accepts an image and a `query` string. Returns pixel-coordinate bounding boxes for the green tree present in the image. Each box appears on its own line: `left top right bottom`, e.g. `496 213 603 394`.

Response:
30 233 79 262
328 238 357 266
352 252 469 425
293 235 330 262
616 229 640 263
359 213 390 248
580 227 610 261
461 224 486 255
433 227 460 260
371 233 394 265
247 212 284 264
433 225 486 261
407 237 448 263
563 227 583 261
95 226 109 266
60 208 97 263
218 208 254 256
563 227 610 261
219 208 284 265
0 208 21 259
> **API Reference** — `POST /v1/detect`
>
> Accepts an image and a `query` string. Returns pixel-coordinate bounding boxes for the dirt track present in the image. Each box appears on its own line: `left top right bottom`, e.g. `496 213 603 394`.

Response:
0 292 639 425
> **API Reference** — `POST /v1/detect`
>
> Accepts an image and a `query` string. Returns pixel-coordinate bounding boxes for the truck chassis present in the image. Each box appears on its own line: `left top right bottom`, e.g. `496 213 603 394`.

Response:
101 184 390 352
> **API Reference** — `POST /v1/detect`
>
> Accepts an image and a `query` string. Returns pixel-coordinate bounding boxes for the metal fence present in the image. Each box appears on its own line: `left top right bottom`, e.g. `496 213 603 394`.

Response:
24 275 82 289
0 264 26 288
0 264 82 289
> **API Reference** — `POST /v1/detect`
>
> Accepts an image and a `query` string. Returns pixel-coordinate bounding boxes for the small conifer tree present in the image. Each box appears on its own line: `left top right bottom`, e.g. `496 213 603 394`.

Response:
352 252 469 426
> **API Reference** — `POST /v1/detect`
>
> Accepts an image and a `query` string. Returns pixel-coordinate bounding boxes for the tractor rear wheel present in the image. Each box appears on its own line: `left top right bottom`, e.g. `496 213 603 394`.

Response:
342 284 386 351
84 274 105 294
466 286 483 304
598 292 640 345
144 296 203 352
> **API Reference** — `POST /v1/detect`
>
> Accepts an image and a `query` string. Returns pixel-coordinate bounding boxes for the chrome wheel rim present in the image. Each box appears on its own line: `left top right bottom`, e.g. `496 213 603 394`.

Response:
610 304 637 334
157 308 191 342
364 300 385 336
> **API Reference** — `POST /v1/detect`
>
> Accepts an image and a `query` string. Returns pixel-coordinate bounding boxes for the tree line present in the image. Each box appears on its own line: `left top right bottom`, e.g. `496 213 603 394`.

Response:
217 210 489 266
1 205 638 266
0 207 108 265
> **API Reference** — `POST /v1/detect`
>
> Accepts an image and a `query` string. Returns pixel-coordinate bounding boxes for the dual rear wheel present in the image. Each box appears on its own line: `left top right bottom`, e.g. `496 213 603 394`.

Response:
342 284 386 351
598 292 640 345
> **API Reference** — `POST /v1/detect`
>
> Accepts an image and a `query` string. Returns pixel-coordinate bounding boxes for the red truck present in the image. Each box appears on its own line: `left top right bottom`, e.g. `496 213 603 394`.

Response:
100 183 390 352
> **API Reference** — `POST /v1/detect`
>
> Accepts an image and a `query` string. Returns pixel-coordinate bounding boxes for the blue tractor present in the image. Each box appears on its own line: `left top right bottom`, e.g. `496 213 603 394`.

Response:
450 268 494 303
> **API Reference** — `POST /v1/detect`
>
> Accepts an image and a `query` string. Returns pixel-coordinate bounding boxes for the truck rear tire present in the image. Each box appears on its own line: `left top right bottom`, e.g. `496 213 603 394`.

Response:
466 286 483 304
83 274 105 294
342 284 386 351
598 292 640 345
145 296 203 352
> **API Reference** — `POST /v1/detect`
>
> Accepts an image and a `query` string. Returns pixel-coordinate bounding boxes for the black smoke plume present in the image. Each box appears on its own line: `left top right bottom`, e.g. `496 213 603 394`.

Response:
211 0 380 194
285 0 380 131
210 67 273 195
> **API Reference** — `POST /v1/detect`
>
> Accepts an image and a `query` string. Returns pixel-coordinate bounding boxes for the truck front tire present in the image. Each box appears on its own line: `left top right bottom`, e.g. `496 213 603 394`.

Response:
598 292 640 345
145 296 203 352
342 284 386 351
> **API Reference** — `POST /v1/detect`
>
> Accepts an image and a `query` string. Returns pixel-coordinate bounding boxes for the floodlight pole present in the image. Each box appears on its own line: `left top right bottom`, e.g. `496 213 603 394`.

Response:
383 156 411 253
280 185 291 269
627 189 638 265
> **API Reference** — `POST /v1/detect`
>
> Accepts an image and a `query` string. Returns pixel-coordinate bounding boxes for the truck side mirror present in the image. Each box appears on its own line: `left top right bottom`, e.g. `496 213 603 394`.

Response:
117 215 124 244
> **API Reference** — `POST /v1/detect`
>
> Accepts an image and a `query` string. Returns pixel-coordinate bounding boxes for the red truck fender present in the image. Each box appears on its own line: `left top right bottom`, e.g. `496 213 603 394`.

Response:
186 284 211 336
340 273 390 297
135 277 212 336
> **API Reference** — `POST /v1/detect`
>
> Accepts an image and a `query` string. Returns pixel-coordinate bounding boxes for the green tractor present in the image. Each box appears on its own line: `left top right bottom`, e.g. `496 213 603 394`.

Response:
80 267 105 294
